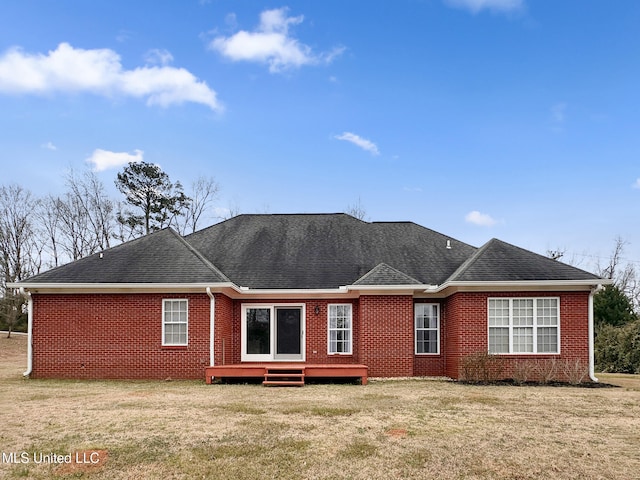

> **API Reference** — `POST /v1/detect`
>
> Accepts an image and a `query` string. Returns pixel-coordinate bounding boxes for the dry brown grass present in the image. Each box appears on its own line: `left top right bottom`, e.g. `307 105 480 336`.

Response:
1 334 640 479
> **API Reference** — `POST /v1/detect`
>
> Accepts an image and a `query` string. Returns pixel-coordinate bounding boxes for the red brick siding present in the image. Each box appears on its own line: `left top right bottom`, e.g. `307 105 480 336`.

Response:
31 290 591 381
232 299 361 365
31 293 210 380
443 291 591 380
213 293 233 366
359 295 414 377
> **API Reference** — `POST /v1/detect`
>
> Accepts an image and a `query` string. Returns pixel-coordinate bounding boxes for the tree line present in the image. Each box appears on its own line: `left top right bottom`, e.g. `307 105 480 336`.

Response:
589 239 640 373
0 162 221 334
550 239 640 374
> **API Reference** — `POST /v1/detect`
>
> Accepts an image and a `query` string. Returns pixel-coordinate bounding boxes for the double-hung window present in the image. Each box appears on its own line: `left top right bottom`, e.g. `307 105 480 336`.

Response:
163 299 188 346
488 298 559 354
415 303 440 354
328 304 352 354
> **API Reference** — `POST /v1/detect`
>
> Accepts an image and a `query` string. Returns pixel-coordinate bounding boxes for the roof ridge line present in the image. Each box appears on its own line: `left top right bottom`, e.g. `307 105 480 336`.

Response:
169 229 232 283
354 262 423 285
444 238 495 283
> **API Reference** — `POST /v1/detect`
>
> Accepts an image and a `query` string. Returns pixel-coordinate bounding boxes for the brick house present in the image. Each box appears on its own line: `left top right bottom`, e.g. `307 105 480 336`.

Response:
10 213 606 384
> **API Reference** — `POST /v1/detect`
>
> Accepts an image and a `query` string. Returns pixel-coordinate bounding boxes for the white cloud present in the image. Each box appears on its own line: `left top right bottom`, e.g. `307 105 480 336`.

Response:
41 141 57 151
214 206 232 218
465 210 497 227
144 49 174 66
0 43 221 111
444 0 524 14
335 132 380 156
209 7 344 73
86 149 144 172
633 178 640 189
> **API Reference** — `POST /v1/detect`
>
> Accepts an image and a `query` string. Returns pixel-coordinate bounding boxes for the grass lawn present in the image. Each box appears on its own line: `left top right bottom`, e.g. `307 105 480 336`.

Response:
1 334 639 479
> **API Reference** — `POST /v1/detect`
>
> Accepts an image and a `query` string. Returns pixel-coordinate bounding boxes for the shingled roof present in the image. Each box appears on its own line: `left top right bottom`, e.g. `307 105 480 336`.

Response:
446 238 600 283
184 214 476 289
353 263 423 286
24 228 228 284
19 213 602 289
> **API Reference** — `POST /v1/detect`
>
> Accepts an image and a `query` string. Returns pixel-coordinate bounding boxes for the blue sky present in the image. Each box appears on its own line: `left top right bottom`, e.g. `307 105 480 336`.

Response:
1 0 639 273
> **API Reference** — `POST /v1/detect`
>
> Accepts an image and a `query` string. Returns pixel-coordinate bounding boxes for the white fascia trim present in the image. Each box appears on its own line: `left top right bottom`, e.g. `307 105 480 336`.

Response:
11 282 238 293
429 279 611 293
237 286 349 295
346 284 434 291
12 282 356 299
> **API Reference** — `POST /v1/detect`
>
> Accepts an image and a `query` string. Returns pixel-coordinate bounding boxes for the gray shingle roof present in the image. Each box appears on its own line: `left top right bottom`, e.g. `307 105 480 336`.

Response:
446 238 600 282
184 214 477 288
23 228 229 284
21 214 602 288
353 263 423 286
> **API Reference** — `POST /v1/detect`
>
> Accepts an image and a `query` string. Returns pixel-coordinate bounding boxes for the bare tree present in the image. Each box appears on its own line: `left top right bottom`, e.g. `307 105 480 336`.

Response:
34 195 62 268
35 171 117 263
222 202 241 220
66 170 115 251
0 291 24 338
175 176 220 234
346 197 368 221
546 248 566 261
0 185 40 290
55 192 94 261
597 236 639 311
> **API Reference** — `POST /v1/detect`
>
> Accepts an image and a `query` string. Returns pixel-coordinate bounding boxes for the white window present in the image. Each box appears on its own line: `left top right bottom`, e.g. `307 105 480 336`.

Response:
488 298 559 354
415 303 440 354
163 299 188 346
328 304 352 354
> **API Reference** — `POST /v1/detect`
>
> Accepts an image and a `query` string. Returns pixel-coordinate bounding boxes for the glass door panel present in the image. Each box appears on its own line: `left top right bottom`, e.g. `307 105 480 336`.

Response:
275 307 302 360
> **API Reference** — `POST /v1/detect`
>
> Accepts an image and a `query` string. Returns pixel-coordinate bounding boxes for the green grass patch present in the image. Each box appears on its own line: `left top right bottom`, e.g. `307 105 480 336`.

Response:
339 438 379 459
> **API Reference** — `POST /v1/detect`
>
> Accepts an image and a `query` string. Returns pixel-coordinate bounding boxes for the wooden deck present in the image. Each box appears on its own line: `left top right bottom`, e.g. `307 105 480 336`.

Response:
205 363 368 386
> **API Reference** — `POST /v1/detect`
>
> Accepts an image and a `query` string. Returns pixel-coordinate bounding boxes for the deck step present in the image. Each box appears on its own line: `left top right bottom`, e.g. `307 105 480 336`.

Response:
263 367 306 387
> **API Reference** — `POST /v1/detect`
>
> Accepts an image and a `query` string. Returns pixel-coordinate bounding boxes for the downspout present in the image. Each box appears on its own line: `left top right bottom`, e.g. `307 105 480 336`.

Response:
19 287 33 377
588 285 603 383
206 287 215 367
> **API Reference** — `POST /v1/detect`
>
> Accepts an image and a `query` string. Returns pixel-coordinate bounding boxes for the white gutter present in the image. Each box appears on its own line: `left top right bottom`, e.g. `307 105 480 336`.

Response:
206 287 215 367
19 287 33 377
430 279 612 292
588 285 603 382
6 282 238 292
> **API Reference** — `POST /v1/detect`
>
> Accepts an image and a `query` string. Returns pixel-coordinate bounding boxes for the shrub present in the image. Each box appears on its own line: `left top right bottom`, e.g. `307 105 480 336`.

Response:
595 320 640 374
512 360 535 385
533 358 558 384
561 359 588 385
459 352 505 384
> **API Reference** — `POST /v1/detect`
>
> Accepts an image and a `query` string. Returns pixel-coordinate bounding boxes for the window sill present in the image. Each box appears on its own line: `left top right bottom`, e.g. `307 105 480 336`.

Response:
328 353 353 356
161 345 188 350
415 353 441 356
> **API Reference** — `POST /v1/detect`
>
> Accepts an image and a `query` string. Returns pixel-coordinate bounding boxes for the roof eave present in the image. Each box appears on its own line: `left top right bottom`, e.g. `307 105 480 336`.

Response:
345 284 435 295
9 282 239 295
9 279 609 297
429 279 610 295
